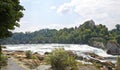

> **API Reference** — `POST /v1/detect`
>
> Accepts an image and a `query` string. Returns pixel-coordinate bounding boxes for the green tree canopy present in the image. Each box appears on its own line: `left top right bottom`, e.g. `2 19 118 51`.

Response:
116 24 120 31
0 0 24 39
0 0 24 67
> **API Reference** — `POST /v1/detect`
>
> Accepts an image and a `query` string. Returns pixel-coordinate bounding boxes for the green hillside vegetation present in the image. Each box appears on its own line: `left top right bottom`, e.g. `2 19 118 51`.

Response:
0 20 120 46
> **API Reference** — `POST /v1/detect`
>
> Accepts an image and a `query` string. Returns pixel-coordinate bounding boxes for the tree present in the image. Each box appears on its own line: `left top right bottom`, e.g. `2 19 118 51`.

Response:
116 24 120 31
0 0 24 67
0 0 24 39
116 35 120 44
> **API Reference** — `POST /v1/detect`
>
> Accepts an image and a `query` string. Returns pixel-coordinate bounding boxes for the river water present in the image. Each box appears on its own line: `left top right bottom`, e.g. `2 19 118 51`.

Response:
3 44 118 63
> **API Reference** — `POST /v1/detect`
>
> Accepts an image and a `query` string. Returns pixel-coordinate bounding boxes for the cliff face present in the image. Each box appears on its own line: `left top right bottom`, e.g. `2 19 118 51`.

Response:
106 41 120 55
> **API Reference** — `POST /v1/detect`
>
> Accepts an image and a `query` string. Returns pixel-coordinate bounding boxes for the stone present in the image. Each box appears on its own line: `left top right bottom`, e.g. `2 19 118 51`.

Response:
106 41 120 55
1 46 7 49
66 50 77 58
33 52 38 55
37 55 45 61
102 61 115 68
89 53 104 60
44 52 50 55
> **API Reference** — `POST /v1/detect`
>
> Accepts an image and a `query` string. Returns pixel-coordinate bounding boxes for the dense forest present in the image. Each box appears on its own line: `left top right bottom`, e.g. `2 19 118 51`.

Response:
0 20 120 45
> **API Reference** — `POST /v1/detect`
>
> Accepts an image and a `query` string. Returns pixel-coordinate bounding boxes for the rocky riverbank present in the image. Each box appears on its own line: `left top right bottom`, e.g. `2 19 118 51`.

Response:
1 49 118 70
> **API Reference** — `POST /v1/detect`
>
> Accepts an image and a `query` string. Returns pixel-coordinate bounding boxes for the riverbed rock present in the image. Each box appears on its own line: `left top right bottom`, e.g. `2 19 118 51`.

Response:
12 51 26 58
44 52 51 55
78 65 97 70
106 41 120 55
67 50 77 58
33 52 45 61
101 61 115 68
37 55 45 61
1 46 7 49
87 53 104 60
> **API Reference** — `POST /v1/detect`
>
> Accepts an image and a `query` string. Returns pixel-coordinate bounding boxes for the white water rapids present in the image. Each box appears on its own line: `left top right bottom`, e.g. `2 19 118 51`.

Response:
3 44 118 63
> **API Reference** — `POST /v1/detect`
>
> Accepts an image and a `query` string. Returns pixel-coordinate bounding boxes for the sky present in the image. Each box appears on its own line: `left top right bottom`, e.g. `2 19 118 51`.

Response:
14 0 120 32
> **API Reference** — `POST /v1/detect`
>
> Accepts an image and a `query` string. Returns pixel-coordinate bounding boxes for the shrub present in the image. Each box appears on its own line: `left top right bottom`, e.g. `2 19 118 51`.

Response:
32 55 37 59
25 50 32 59
93 62 101 70
0 54 8 66
46 48 78 70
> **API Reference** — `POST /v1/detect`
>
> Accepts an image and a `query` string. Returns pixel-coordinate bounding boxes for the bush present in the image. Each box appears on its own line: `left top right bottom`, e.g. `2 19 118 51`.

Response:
25 50 32 59
31 55 37 59
0 54 8 66
46 48 78 70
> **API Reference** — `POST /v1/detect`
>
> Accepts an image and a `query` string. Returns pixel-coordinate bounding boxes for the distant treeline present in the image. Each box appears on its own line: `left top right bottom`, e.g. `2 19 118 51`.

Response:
0 20 120 45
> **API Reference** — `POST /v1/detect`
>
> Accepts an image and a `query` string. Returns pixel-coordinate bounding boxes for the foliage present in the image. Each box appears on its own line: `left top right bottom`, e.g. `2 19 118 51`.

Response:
116 35 120 44
0 20 120 46
46 48 78 70
25 50 32 59
31 55 37 59
0 0 24 67
0 0 24 39
93 62 101 70
0 54 8 66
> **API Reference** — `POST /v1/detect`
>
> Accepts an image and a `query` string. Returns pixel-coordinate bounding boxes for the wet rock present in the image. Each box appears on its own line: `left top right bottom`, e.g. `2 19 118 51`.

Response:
33 52 45 61
88 58 101 64
13 51 26 58
100 66 108 70
37 55 45 61
88 53 104 60
66 50 77 58
44 52 50 55
33 52 39 55
106 41 120 55
78 65 97 70
101 61 115 68
76 56 84 60
1 46 7 49
33 59 41 66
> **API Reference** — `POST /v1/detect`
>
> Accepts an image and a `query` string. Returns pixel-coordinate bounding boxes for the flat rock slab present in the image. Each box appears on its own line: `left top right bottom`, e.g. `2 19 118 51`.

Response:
1 58 27 70
79 66 97 70
34 65 51 70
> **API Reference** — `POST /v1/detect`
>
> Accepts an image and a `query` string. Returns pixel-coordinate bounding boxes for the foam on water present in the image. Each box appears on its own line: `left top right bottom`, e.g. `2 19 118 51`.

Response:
4 44 115 57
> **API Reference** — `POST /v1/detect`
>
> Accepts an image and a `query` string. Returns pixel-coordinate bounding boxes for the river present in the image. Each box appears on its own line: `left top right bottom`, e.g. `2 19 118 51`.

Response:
3 44 118 63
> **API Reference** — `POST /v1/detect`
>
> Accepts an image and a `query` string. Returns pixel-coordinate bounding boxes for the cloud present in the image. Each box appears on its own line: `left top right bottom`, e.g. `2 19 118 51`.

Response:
56 0 120 29
57 3 73 15
50 6 56 10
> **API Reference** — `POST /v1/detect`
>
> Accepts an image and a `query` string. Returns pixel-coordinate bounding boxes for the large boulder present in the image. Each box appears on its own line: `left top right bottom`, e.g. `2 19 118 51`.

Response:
106 41 120 55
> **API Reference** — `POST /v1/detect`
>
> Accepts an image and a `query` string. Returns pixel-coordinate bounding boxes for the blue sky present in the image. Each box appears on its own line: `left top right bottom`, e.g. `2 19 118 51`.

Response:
15 0 120 32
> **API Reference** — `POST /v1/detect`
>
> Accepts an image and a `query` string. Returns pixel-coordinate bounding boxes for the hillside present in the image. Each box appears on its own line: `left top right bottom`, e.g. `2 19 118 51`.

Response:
0 20 120 46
